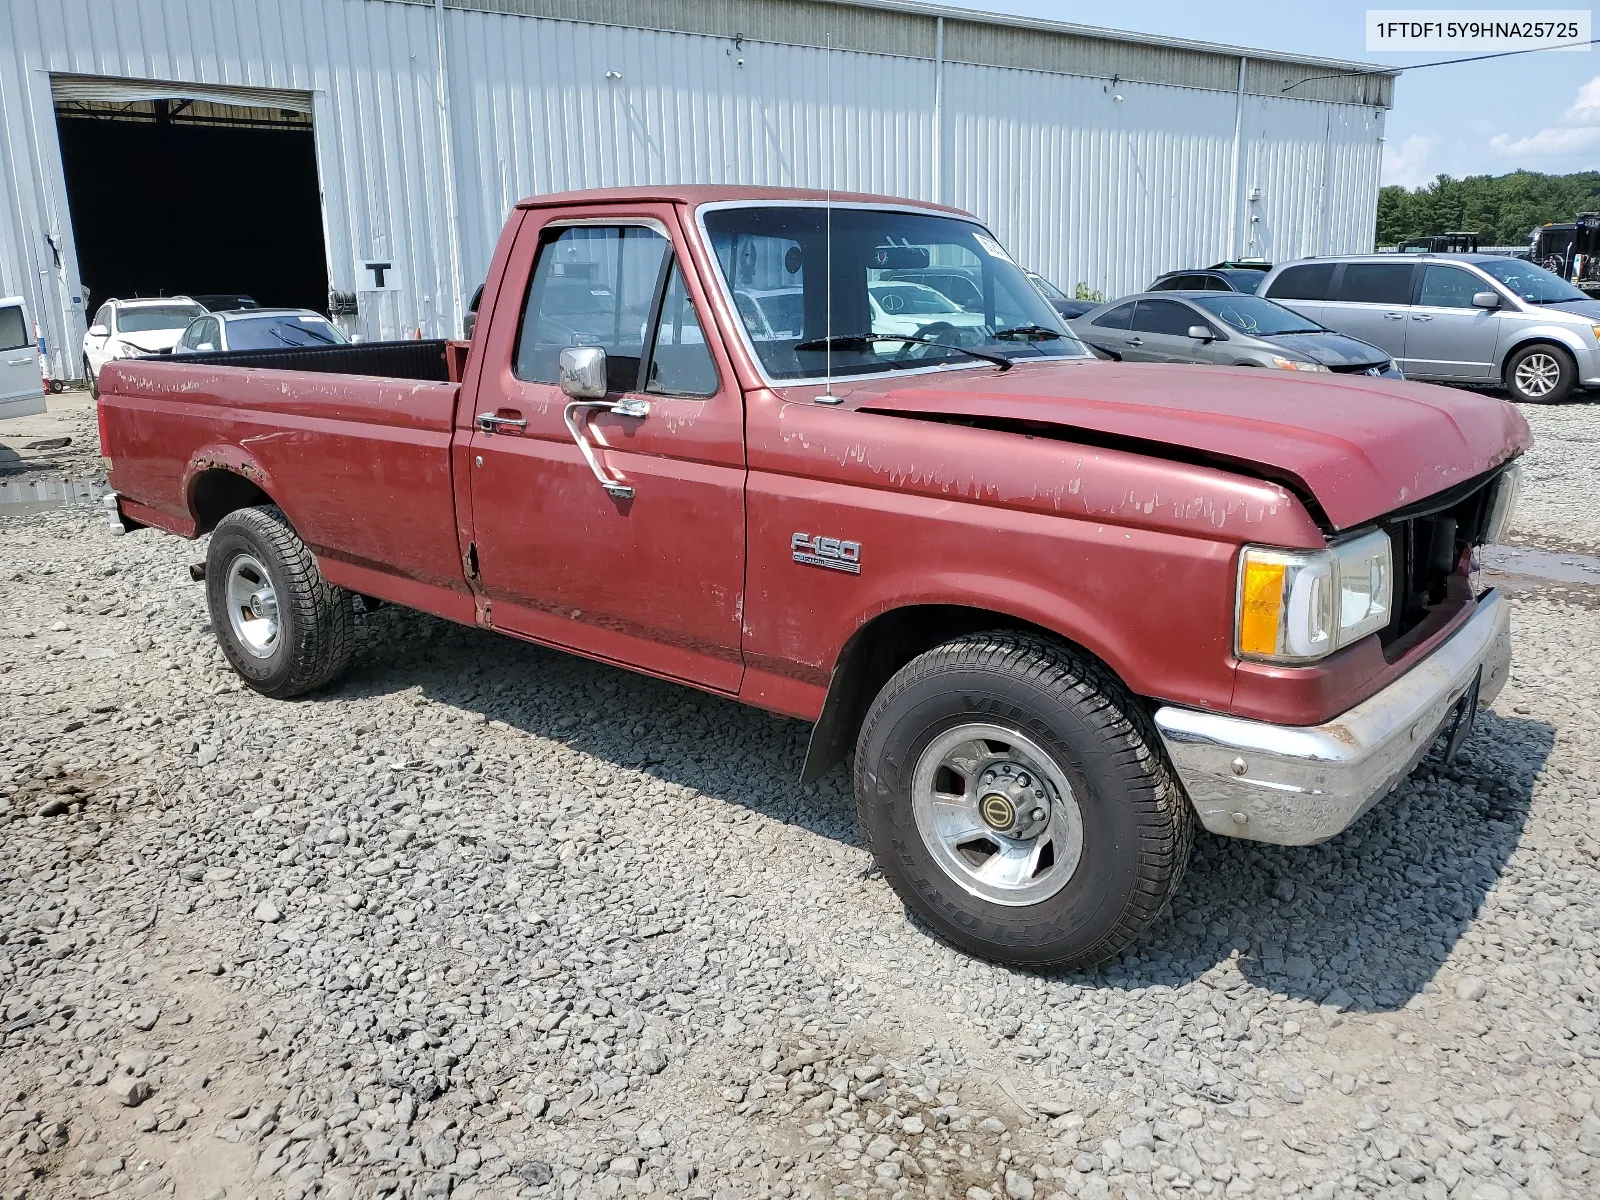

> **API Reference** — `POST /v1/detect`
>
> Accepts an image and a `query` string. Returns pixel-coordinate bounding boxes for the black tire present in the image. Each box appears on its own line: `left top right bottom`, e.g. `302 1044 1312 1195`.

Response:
854 631 1193 968
205 505 354 698
85 358 98 401
1503 342 1576 404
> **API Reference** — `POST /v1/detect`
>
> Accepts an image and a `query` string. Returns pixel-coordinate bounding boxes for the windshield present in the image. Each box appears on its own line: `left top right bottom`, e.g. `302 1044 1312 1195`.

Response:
1027 272 1070 302
226 314 348 350
1217 270 1266 294
1192 294 1323 335
119 305 203 333
1476 258 1587 303
703 206 1089 380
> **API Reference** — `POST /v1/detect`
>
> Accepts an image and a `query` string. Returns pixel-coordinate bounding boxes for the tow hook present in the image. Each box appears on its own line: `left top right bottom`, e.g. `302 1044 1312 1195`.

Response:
187 562 207 582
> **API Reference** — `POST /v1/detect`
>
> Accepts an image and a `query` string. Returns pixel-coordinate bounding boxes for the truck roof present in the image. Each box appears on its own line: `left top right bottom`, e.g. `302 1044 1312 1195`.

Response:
515 185 971 216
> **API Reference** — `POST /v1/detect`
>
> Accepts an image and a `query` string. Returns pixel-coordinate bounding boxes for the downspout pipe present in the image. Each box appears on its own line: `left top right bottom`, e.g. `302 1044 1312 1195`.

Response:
435 0 465 339
1229 55 1246 260
932 16 945 206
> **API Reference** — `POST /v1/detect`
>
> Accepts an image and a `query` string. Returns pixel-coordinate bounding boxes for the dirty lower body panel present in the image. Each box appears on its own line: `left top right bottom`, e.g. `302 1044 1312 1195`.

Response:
1153 588 1511 845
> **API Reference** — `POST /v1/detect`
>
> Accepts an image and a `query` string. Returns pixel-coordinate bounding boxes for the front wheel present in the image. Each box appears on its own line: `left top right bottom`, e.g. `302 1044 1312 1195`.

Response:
1504 343 1575 404
854 631 1193 968
85 357 98 400
205 505 354 698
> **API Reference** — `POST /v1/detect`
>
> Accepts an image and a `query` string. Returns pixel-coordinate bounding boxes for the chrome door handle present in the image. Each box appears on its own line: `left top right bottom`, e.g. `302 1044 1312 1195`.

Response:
1411 314 1432 322
1126 336 1144 346
562 398 650 500
1383 313 1405 320
5 356 32 365
476 412 527 434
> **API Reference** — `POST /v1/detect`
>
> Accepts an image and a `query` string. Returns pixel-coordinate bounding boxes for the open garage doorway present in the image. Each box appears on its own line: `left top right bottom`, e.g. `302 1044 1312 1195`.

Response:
52 77 328 319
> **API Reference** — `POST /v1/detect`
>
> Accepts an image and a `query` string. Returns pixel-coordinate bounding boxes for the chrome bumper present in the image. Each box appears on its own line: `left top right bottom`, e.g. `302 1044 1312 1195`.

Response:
1154 590 1511 846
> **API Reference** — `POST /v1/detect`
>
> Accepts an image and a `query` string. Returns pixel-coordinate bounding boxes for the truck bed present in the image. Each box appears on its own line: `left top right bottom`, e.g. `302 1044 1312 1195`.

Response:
99 350 474 624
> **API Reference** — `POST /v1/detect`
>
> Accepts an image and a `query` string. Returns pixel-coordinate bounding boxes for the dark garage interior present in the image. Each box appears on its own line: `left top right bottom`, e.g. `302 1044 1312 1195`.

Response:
54 97 329 315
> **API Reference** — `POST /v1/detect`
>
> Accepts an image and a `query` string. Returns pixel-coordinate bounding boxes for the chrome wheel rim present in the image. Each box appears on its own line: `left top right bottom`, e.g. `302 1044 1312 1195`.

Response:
225 553 280 658
1514 352 1560 398
910 722 1084 907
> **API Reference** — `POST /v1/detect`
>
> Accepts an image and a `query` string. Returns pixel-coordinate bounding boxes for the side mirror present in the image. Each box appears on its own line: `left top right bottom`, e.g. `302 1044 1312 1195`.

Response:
559 346 608 398
1471 291 1501 309
88 324 109 338
1187 325 1215 341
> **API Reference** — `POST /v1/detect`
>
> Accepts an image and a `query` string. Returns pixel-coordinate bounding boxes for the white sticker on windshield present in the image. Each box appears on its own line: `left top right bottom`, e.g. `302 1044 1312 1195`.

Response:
972 233 1015 263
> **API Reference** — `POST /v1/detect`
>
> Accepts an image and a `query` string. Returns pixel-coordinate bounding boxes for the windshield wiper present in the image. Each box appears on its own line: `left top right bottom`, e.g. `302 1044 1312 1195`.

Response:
991 325 1063 341
793 332 1012 371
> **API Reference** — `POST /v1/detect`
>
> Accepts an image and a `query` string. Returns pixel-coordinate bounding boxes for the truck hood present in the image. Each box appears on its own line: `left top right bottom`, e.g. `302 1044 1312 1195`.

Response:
843 360 1531 530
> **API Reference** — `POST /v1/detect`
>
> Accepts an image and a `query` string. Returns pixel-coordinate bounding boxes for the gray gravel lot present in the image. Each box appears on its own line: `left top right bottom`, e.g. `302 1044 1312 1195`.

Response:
1 394 1598 1200
1507 403 1600 552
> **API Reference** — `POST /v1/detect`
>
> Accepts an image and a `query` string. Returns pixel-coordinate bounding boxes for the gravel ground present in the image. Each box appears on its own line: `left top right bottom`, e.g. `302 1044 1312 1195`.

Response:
1 394 1598 1200
1506 400 1600 552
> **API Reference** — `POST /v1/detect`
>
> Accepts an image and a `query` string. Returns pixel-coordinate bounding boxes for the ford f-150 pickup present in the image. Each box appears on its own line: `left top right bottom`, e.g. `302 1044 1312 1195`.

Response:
97 186 1531 967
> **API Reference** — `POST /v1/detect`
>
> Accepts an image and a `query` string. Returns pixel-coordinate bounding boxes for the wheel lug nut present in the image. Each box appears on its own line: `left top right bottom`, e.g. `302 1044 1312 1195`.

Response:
1031 808 1045 822
1016 773 1030 788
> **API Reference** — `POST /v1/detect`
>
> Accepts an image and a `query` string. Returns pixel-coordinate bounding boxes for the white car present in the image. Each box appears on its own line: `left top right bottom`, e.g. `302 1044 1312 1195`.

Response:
174 308 348 354
0 296 46 421
867 282 988 339
82 297 207 396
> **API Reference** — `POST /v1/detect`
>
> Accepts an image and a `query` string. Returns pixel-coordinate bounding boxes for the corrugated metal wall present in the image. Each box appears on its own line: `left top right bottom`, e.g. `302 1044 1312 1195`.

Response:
0 0 1387 380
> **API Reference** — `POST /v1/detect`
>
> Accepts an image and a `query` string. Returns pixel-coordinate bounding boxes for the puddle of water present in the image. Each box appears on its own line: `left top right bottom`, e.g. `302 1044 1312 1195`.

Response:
0 475 109 515
1481 544 1600 587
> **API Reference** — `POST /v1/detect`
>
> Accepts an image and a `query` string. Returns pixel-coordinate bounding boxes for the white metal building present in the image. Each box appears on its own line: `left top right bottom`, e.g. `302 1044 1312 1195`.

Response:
0 0 1396 381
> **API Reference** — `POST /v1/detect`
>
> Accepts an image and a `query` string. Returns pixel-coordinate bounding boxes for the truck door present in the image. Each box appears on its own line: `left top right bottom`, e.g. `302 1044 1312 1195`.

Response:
465 210 747 692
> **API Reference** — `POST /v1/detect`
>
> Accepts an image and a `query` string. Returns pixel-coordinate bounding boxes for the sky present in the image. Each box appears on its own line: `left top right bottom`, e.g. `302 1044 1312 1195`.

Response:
958 1 1600 189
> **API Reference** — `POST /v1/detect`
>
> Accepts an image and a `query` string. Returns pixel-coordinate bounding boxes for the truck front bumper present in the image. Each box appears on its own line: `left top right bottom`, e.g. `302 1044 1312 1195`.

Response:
1153 589 1511 846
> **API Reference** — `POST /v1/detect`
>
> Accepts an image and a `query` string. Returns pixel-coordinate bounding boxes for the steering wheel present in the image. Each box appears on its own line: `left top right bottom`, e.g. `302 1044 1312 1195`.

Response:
896 321 982 360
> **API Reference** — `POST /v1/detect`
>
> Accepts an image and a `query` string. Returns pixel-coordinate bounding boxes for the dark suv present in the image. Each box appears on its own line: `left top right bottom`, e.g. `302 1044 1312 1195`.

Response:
1148 265 1269 295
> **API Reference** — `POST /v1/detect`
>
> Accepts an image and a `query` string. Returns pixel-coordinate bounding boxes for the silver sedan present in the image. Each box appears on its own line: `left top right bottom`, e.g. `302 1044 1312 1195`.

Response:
1069 292 1402 378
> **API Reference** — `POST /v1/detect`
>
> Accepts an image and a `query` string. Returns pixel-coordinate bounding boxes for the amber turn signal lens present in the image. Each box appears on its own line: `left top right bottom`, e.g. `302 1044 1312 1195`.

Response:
1238 559 1285 656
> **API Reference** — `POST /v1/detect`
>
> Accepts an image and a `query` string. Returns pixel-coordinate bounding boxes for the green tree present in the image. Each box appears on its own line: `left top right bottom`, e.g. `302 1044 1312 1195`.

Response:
1375 170 1600 247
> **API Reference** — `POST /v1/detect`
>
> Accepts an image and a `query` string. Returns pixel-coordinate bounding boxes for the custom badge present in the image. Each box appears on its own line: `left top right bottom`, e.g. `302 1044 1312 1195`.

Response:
791 533 862 575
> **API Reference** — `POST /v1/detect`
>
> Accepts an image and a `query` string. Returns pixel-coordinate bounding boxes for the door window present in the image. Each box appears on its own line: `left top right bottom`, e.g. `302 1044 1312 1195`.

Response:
515 225 671 390
1418 265 1487 309
1265 263 1336 301
646 264 718 397
1334 263 1414 305
177 320 204 350
1091 303 1136 329
0 305 29 352
94 304 112 332
1130 299 1200 336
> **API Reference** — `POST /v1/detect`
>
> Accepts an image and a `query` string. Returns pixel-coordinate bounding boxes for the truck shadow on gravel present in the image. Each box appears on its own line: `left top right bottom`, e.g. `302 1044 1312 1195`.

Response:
323 605 1553 1014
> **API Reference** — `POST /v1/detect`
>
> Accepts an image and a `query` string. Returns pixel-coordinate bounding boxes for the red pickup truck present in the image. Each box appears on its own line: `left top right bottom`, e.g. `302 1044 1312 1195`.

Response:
98 186 1529 968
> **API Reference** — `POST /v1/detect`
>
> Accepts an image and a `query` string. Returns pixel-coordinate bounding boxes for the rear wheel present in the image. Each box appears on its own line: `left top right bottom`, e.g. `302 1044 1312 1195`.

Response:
205 505 354 698
853 631 1193 967
1504 342 1575 404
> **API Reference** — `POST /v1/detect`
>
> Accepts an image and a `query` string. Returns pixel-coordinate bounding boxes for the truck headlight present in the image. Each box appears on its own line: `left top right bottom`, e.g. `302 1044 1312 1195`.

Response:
1236 530 1392 663
1482 461 1523 545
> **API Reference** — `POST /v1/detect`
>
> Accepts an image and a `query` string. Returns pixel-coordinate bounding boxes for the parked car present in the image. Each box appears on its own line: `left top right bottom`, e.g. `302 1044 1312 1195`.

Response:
98 184 1527 969
191 294 260 312
1148 267 1269 295
0 295 46 420
867 281 987 338
1024 271 1098 320
878 268 984 311
174 309 348 354
1260 253 1600 403
1069 292 1401 376
82 297 208 397
734 287 804 340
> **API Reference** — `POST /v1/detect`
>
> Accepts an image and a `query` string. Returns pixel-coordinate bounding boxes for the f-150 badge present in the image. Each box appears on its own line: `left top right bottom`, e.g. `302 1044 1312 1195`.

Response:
792 533 862 575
